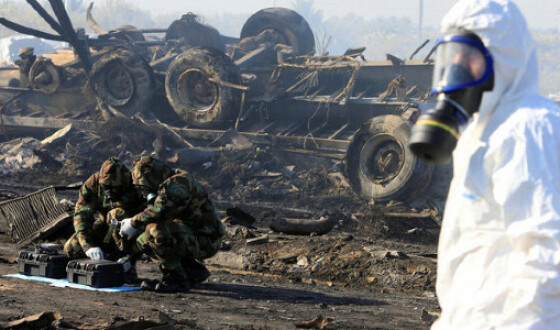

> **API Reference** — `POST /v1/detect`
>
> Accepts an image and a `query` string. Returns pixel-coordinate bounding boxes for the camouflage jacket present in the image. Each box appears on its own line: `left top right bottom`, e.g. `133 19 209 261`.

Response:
73 173 143 251
131 169 225 237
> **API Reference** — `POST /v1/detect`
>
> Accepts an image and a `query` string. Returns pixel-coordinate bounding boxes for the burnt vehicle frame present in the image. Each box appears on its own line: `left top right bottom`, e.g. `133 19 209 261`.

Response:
0 1 438 204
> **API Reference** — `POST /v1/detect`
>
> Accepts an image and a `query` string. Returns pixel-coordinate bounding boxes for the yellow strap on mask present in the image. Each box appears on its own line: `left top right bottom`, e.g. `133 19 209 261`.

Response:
416 119 460 139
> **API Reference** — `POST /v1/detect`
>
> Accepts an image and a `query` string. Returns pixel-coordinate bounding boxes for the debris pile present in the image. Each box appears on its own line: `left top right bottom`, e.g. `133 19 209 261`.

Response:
0 137 42 175
0 116 217 179
209 219 438 293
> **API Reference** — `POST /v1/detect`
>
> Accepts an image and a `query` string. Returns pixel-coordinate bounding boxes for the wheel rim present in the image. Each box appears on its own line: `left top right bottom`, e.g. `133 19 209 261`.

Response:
105 61 134 105
262 28 288 48
177 68 219 112
359 134 405 185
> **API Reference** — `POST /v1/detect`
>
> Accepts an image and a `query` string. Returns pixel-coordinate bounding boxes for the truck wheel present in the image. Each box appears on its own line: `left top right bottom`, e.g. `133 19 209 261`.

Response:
346 115 434 203
240 8 315 56
89 49 155 117
165 47 241 128
29 57 62 94
165 14 226 52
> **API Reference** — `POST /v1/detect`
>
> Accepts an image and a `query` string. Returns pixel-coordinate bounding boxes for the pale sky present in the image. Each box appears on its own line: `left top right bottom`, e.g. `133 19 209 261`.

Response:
134 0 560 30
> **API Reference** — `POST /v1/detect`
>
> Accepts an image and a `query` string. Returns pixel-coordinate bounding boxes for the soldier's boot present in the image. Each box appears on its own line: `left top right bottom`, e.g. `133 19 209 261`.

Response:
154 267 191 293
118 253 142 285
182 258 211 286
140 279 158 291
141 267 188 292
123 263 141 285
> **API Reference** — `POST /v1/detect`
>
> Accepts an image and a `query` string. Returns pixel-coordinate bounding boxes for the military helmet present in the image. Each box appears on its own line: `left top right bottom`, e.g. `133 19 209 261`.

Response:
18 47 34 58
131 156 173 191
98 157 131 188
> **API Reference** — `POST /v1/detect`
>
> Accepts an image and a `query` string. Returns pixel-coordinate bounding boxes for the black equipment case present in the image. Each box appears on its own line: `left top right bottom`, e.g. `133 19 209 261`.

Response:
17 244 69 279
66 259 124 288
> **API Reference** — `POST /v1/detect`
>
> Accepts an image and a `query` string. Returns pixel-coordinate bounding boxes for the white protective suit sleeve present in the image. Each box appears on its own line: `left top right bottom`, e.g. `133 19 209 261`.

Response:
433 1 560 329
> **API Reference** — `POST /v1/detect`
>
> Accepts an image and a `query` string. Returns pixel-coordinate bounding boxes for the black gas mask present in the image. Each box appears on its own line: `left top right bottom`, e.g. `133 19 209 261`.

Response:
101 183 125 202
408 30 494 164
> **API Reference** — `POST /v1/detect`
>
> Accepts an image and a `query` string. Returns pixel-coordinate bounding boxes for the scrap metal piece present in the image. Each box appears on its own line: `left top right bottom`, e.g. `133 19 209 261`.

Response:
86 2 108 35
0 17 64 41
49 0 92 71
26 0 64 36
409 39 430 60
0 186 69 243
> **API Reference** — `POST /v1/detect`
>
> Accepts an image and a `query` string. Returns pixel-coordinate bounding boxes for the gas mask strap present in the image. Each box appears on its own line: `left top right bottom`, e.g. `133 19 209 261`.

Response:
442 96 471 123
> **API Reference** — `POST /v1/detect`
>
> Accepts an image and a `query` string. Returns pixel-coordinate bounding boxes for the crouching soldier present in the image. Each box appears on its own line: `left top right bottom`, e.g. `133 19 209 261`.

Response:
118 156 225 293
63 157 144 283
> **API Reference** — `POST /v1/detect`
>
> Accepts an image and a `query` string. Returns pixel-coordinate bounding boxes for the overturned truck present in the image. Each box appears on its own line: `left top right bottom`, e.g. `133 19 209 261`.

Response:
0 1 446 205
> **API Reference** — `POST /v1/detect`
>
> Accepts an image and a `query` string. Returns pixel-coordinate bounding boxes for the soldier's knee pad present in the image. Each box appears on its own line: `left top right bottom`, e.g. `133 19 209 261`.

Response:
63 234 85 259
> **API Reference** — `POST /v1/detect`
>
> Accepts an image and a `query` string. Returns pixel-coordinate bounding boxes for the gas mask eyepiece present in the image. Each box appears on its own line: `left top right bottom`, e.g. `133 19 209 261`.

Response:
409 30 494 164
101 183 123 201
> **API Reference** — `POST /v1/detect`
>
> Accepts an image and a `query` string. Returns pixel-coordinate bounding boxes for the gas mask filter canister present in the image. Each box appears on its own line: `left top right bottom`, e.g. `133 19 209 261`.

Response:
408 30 494 164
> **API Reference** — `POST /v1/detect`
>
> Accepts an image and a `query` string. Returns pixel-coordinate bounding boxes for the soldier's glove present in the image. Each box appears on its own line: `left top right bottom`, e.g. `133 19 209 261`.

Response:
119 218 139 240
85 247 104 260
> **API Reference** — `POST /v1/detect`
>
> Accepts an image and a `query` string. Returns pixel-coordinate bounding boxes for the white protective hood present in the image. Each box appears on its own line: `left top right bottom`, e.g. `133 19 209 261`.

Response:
434 0 560 329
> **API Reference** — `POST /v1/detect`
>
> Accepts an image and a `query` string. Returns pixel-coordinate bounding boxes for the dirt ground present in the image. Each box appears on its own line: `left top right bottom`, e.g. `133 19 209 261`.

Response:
0 254 439 329
0 137 444 329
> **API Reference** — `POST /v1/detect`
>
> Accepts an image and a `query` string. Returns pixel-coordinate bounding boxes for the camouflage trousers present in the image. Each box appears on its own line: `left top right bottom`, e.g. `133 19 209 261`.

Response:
136 219 223 271
64 208 140 260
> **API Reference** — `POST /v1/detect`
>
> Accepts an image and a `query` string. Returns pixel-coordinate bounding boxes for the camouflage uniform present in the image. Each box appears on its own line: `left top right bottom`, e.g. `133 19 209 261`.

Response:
63 157 143 260
130 156 225 288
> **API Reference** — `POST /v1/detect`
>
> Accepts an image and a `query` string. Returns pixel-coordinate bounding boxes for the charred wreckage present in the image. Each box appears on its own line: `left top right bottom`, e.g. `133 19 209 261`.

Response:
0 0 444 207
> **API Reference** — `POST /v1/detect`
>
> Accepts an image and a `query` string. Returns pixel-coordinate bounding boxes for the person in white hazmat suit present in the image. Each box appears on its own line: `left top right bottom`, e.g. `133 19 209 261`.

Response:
407 0 560 328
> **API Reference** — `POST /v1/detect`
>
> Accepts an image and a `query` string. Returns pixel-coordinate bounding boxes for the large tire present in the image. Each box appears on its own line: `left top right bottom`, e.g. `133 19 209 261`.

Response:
346 115 435 203
89 49 155 117
165 47 241 128
240 8 315 56
29 57 62 94
165 14 226 52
